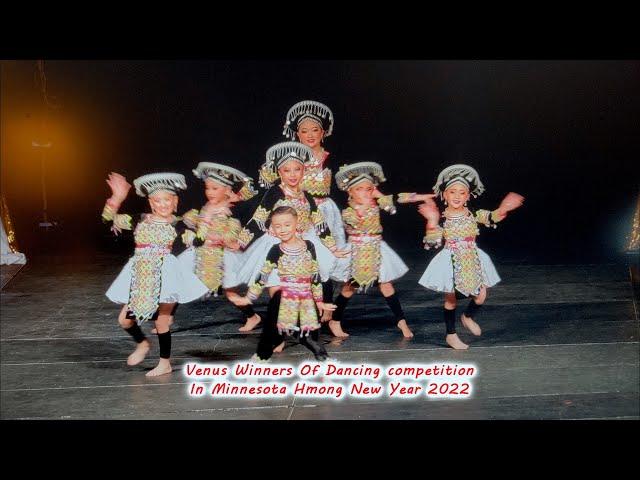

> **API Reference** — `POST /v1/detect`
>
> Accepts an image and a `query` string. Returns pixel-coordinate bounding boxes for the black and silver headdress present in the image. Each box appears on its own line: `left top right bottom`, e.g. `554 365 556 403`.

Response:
335 162 387 191
258 142 314 188
192 162 258 199
133 172 187 197
283 100 334 140
433 164 485 199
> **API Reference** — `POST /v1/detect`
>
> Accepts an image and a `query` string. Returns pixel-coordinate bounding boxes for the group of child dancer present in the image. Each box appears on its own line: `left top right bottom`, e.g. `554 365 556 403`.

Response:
102 100 525 376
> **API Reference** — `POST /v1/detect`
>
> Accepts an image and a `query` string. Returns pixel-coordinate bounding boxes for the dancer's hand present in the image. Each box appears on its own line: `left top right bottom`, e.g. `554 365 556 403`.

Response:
499 192 525 213
398 192 436 204
418 199 440 225
106 172 131 204
397 192 416 203
317 302 337 315
227 191 241 204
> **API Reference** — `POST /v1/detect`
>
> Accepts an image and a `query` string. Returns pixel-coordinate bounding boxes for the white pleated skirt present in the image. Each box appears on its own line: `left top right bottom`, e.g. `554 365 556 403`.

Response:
418 247 500 295
177 247 243 290
331 240 409 284
106 254 209 304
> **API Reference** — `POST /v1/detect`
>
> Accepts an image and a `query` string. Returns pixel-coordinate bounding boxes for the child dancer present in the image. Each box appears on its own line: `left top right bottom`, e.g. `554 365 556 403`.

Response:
330 162 414 338
236 206 335 362
178 162 262 332
281 101 347 321
238 142 349 354
398 164 524 349
103 172 209 376
236 142 349 288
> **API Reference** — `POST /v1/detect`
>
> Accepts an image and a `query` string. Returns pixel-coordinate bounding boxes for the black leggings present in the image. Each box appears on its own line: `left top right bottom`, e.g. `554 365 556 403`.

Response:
237 304 256 319
299 329 327 360
123 323 171 359
333 292 406 325
255 291 327 361
332 293 351 322
464 298 483 319
256 291 285 360
444 308 456 334
322 281 334 304
383 293 406 322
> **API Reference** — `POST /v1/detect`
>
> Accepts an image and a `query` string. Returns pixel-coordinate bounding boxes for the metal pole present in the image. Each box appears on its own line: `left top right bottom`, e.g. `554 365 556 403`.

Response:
41 147 48 225
32 141 52 228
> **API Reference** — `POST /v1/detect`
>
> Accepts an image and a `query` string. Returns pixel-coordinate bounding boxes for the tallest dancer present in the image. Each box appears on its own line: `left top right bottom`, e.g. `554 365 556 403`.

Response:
280 100 349 336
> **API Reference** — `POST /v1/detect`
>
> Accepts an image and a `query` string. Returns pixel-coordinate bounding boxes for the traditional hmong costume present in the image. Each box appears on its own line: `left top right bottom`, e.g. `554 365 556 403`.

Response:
178 162 258 294
332 162 408 289
280 100 346 249
248 240 322 335
104 173 209 324
249 240 328 362
415 164 501 296
234 142 340 287
330 162 409 328
409 164 501 337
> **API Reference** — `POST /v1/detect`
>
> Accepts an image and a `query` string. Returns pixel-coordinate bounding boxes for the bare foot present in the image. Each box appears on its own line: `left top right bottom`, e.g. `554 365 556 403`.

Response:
151 318 174 334
446 333 469 350
239 314 262 332
328 320 349 338
273 341 285 353
397 319 414 338
461 314 482 336
146 358 172 377
127 340 150 366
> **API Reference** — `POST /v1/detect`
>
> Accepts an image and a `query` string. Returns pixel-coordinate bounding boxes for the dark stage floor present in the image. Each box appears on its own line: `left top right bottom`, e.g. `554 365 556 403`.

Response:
1 252 638 420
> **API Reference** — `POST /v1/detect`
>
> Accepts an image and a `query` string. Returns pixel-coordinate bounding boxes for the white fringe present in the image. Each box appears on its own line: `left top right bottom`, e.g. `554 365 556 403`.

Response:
335 163 386 191
283 100 334 139
133 173 187 197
